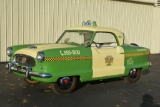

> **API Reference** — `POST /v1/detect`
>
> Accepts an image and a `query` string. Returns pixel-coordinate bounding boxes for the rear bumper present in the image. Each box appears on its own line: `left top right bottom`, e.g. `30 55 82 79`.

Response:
6 62 52 78
141 62 151 75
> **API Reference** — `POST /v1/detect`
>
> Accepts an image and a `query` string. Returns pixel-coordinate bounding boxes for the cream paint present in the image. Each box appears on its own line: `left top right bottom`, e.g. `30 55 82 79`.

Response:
15 44 76 58
117 34 124 46
91 46 125 78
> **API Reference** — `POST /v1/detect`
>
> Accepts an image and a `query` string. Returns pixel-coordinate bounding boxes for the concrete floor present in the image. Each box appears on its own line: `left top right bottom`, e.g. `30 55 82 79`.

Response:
0 54 160 107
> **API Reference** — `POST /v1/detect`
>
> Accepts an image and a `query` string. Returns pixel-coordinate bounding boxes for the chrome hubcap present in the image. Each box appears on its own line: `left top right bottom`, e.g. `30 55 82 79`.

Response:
58 77 72 89
130 69 137 77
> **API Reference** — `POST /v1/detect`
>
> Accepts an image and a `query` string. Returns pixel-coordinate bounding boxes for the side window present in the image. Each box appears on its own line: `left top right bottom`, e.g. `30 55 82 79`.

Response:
92 32 117 48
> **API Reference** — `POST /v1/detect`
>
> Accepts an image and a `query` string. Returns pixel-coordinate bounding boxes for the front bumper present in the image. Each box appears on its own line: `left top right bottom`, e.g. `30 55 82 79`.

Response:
7 62 52 79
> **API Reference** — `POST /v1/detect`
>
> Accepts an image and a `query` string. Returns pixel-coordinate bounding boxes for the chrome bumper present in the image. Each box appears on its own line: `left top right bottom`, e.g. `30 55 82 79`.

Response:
7 62 52 78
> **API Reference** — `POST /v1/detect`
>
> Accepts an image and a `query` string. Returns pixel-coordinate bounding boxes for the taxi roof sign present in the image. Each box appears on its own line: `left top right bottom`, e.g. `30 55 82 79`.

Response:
82 20 97 27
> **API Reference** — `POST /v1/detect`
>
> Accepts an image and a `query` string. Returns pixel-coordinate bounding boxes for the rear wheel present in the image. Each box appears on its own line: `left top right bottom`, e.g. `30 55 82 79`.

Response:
124 69 141 83
50 76 77 94
24 78 40 85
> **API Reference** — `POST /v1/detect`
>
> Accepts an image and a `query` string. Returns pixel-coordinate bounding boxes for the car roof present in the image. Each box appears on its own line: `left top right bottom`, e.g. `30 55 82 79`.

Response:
66 26 124 46
66 26 123 34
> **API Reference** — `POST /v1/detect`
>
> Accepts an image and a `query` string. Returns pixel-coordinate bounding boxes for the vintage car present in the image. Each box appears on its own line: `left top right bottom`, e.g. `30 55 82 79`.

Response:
6 21 150 94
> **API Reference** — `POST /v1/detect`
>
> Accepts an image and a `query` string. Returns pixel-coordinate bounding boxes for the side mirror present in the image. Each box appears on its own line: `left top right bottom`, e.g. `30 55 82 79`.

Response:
85 41 91 48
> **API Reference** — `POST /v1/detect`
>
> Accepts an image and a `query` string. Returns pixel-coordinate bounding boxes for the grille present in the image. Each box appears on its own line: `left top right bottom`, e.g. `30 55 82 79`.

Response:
14 54 35 67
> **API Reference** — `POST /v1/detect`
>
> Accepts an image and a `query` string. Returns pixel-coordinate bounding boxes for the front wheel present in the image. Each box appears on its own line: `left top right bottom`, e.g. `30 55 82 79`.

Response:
124 69 141 83
50 76 77 94
24 78 40 85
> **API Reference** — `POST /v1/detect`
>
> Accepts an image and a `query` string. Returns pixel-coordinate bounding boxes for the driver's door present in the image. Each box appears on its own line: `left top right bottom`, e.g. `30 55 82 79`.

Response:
91 32 125 78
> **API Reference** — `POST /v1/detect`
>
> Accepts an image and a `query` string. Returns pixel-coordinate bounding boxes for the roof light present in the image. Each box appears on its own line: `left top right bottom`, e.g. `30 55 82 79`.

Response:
82 20 97 27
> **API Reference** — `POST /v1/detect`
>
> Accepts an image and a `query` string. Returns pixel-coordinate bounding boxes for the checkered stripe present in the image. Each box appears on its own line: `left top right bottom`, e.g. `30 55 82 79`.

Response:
125 52 150 57
44 56 92 61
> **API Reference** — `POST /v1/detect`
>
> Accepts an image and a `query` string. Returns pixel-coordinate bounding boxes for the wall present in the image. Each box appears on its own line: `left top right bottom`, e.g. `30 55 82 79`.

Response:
151 7 160 53
0 0 159 62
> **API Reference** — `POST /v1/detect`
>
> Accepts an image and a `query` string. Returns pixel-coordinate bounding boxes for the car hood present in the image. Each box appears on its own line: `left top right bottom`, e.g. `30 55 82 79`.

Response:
15 44 76 58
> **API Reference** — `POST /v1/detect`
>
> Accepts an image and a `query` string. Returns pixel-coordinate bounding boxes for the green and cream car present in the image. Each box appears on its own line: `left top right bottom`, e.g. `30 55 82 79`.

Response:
6 21 150 94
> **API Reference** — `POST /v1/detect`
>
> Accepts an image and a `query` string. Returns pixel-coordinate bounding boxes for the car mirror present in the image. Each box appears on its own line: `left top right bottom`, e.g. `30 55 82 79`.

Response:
85 41 91 48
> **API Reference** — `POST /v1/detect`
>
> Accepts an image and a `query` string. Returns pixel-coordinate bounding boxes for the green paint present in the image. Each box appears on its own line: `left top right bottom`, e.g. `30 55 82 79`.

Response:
122 45 150 76
7 25 150 84
15 46 93 83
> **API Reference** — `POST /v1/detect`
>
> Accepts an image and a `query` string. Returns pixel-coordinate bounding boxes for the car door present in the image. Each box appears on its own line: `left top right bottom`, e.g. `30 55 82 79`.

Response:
91 32 125 78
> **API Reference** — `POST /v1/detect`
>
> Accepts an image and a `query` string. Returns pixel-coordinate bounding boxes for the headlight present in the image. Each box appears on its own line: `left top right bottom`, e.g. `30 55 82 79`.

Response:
6 47 13 56
36 51 44 62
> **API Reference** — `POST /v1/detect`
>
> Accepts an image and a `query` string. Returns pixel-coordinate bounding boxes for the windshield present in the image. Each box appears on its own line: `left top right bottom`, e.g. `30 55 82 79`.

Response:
56 31 93 46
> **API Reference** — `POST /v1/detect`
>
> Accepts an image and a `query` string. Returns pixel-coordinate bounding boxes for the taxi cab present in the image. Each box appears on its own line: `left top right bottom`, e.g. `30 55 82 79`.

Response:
6 20 150 94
